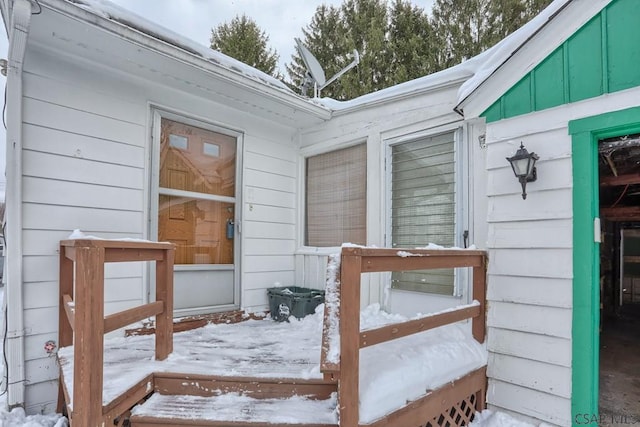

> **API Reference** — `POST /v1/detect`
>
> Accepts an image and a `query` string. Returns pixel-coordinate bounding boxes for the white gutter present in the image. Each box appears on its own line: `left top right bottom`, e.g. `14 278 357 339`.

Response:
4 0 31 409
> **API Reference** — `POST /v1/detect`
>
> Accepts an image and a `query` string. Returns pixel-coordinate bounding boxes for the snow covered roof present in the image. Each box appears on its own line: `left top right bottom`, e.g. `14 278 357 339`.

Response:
65 0 291 93
455 0 572 109
48 0 573 119
315 51 489 112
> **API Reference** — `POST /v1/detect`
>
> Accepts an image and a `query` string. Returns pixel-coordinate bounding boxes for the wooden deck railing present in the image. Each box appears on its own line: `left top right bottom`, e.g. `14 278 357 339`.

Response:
320 247 487 427
57 239 175 427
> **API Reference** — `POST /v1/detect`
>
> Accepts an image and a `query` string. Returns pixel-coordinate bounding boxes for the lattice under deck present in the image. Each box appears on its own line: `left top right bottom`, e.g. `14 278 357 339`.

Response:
423 393 477 427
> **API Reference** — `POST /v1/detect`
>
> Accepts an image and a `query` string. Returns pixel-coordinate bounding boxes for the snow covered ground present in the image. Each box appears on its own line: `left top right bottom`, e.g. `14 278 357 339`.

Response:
1 286 540 427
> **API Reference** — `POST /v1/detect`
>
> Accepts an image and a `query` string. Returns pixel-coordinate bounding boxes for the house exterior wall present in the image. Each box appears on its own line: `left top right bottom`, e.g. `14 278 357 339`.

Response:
298 81 486 314
18 45 301 413
479 86 640 426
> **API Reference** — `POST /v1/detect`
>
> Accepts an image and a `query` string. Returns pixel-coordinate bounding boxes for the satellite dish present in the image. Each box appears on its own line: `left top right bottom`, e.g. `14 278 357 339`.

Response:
295 38 359 98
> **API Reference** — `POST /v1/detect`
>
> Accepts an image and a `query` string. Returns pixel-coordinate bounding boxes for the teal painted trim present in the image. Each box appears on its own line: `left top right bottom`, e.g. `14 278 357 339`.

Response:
571 129 599 424
570 106 640 426
568 106 640 134
482 0 640 123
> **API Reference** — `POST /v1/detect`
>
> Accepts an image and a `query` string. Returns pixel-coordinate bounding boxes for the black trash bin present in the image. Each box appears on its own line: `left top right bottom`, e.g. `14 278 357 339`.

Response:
267 286 325 322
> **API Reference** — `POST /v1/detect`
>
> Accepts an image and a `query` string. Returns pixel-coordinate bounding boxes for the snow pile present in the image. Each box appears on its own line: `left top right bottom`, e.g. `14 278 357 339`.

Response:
471 410 542 427
66 229 153 243
323 254 341 365
0 408 67 427
358 305 487 423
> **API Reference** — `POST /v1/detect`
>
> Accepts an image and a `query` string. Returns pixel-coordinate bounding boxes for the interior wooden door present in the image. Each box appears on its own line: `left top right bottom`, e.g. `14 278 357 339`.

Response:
157 117 238 314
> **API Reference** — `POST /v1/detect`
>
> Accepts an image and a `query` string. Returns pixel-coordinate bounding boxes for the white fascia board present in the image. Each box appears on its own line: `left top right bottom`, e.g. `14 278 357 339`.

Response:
458 0 611 119
37 0 331 122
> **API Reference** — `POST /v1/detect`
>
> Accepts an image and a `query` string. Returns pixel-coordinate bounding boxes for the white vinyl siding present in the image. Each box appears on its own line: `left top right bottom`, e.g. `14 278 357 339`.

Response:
483 114 574 426
390 132 456 295
17 46 301 413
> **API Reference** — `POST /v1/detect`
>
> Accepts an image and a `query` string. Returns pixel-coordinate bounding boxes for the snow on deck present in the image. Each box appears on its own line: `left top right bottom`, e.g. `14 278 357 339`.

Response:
58 304 486 423
131 392 338 425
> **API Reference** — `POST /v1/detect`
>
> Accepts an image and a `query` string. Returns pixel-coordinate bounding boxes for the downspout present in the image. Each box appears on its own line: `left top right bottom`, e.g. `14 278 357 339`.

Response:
4 0 31 410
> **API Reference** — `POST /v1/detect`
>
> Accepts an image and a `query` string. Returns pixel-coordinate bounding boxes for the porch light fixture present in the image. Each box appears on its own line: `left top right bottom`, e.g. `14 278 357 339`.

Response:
506 142 539 200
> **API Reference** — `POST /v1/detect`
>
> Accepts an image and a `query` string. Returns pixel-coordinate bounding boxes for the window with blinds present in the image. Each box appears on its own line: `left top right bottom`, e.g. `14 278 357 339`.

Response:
306 144 367 247
391 132 456 295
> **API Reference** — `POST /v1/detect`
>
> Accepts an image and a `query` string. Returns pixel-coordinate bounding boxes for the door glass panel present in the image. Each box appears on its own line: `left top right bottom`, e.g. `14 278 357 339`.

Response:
158 196 234 265
159 118 236 265
160 119 235 197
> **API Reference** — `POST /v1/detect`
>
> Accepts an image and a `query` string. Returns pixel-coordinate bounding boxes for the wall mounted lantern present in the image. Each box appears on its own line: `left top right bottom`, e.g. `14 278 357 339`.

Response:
506 142 539 200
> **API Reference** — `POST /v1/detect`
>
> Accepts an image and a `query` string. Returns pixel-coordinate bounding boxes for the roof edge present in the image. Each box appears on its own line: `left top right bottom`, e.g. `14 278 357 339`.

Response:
38 0 332 121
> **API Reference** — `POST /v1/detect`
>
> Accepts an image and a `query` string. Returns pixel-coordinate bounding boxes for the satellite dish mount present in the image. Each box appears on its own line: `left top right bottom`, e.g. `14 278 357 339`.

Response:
295 38 359 98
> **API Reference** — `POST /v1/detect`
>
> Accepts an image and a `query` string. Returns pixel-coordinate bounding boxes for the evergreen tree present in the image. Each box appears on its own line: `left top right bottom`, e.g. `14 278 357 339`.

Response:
485 0 553 47
387 0 436 86
210 14 280 77
285 5 348 96
286 0 553 100
339 0 390 99
431 0 553 70
431 0 491 70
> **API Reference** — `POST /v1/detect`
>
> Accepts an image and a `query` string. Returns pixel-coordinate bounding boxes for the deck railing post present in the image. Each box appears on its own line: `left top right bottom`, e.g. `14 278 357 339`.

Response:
155 247 174 360
472 255 487 344
72 246 105 427
339 250 362 427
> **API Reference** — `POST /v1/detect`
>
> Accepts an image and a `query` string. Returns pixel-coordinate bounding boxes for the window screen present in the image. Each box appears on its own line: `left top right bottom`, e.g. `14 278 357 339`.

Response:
391 132 456 294
306 144 367 247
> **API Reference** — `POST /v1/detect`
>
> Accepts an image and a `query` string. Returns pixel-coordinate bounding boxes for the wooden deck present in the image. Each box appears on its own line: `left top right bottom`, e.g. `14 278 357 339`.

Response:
57 243 488 427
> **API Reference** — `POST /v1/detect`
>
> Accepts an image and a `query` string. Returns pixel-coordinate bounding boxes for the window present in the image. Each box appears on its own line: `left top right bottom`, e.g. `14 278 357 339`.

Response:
306 144 367 247
390 132 456 295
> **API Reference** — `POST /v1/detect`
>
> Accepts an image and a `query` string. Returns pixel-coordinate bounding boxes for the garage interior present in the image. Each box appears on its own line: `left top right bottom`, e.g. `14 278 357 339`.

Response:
598 133 640 424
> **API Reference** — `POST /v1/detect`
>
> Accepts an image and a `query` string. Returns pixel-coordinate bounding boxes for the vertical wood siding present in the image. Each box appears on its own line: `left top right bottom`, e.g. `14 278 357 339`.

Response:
483 0 640 123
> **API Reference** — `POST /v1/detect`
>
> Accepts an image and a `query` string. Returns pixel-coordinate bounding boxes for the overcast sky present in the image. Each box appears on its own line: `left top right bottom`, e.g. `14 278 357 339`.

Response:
0 0 436 194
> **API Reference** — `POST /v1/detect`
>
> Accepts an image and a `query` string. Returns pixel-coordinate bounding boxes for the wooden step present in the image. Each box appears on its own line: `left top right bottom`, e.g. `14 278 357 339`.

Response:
129 392 339 427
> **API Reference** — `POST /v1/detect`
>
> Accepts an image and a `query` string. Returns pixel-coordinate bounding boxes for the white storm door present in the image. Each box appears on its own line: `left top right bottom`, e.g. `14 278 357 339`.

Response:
152 112 241 316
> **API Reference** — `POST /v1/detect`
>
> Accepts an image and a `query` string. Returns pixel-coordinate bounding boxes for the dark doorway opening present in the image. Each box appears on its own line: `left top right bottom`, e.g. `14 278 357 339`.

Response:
598 134 640 424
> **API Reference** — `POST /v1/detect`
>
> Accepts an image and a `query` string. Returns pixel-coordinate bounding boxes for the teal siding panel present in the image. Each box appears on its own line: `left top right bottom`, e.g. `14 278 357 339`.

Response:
606 0 640 92
503 75 532 118
482 0 640 123
484 99 503 122
534 48 565 110
567 15 603 103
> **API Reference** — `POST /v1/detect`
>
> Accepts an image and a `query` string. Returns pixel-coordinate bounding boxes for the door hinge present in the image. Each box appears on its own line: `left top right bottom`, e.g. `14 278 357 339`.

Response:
594 217 601 243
